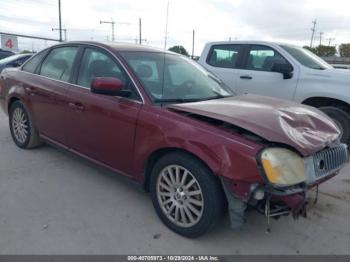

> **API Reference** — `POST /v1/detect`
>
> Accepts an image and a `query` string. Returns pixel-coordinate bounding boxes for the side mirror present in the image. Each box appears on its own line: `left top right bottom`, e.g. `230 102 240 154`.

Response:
271 63 293 79
91 77 131 97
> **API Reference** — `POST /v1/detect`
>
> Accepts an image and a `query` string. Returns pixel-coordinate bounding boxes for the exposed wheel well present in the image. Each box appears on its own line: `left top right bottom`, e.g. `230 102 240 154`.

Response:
302 97 350 115
143 148 214 192
7 97 20 112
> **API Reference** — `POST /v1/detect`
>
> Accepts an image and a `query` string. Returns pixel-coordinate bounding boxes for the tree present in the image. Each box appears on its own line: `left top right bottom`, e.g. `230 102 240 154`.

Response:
315 45 336 57
20 50 34 54
303 45 336 57
168 45 189 56
339 43 350 57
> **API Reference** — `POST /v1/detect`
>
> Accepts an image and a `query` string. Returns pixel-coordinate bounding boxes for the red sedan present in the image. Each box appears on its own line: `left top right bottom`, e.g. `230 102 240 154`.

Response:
0 42 348 237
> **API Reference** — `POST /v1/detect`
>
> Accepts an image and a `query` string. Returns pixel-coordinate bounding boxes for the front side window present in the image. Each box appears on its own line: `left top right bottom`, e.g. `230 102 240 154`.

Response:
120 51 233 103
280 45 332 70
40 46 78 82
207 45 241 68
246 45 288 71
77 48 127 88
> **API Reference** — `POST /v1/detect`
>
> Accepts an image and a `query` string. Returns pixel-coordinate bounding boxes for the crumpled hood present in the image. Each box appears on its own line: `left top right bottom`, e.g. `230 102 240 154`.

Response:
168 94 341 156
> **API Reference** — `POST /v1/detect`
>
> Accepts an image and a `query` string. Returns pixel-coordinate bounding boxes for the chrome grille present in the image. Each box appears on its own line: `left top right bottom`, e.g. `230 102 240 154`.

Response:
313 144 348 179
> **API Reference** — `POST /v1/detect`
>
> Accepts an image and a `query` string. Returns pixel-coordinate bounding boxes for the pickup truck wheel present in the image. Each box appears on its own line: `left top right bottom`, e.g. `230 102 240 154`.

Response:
150 152 226 238
319 106 350 144
9 101 42 149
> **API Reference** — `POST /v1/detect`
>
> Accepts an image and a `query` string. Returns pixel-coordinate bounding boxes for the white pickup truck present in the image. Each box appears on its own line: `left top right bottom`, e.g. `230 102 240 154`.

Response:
199 41 350 144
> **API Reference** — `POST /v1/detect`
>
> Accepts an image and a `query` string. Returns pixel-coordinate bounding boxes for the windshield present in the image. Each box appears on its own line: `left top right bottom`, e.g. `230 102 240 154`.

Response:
280 45 332 70
120 51 233 103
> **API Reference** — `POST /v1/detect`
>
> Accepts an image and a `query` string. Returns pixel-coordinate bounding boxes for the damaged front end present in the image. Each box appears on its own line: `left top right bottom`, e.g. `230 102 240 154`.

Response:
221 143 348 231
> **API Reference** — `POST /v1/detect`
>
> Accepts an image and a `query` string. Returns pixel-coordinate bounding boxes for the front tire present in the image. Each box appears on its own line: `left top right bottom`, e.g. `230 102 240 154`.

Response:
319 106 350 144
9 101 42 149
150 152 226 238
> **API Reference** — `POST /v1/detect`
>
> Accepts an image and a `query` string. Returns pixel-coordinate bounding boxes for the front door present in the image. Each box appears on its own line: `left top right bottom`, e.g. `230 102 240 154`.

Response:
236 45 298 100
65 47 142 175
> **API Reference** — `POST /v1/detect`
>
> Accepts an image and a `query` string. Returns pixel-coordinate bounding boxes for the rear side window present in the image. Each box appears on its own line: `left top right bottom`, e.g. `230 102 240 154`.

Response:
22 50 49 73
207 45 241 68
245 45 288 71
40 46 78 82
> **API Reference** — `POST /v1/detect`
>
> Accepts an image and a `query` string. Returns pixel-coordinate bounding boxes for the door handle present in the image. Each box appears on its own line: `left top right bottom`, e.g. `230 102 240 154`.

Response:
68 102 85 112
240 75 253 80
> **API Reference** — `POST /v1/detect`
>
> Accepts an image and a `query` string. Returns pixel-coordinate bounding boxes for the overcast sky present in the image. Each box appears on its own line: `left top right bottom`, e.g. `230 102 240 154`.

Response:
1 0 350 54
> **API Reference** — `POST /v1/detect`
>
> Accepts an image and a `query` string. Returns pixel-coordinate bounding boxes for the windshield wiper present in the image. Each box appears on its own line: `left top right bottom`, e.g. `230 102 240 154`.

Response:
205 94 231 100
154 98 202 104
154 94 231 104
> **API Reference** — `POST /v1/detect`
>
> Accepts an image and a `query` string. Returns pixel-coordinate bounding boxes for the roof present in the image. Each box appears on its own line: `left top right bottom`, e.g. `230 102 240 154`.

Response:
51 41 171 54
203 40 299 48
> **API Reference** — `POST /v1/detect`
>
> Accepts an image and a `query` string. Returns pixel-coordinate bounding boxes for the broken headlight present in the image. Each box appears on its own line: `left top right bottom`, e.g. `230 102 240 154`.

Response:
260 148 306 186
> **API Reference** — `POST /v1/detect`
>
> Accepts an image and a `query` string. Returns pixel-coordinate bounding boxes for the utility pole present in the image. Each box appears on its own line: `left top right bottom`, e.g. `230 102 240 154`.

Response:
58 0 62 42
164 1 170 50
192 30 195 59
52 28 67 41
100 20 116 41
326 37 335 46
310 19 317 48
139 18 142 45
319 31 324 46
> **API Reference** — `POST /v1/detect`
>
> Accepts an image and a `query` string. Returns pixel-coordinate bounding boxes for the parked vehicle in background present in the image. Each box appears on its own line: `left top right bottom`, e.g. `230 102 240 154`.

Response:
199 41 350 144
0 49 15 60
0 42 348 237
0 53 33 73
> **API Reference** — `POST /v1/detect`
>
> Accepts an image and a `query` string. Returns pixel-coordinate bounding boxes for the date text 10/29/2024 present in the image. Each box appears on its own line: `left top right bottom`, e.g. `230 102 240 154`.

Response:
127 256 220 261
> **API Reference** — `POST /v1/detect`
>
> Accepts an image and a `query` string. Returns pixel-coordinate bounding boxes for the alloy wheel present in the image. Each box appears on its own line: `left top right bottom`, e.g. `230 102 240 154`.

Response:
156 164 204 228
12 107 29 144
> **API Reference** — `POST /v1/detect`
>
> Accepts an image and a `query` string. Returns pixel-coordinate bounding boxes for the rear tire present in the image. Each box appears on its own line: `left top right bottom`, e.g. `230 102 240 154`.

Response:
150 152 226 238
319 106 350 144
9 101 42 149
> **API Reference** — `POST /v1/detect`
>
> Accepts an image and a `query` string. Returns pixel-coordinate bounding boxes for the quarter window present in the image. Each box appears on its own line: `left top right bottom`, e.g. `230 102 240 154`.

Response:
22 49 49 73
246 45 288 72
40 47 78 81
207 45 241 68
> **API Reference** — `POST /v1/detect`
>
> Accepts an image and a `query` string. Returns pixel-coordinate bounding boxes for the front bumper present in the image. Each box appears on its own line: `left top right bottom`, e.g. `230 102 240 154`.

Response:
222 143 348 228
253 168 342 220
255 143 348 219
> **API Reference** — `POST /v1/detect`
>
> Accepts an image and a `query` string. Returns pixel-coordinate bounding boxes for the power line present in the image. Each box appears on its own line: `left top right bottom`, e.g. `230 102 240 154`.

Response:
52 27 66 41
192 30 195 58
58 0 62 42
139 18 142 45
164 0 170 50
100 19 115 41
319 31 324 46
326 37 335 46
310 19 317 48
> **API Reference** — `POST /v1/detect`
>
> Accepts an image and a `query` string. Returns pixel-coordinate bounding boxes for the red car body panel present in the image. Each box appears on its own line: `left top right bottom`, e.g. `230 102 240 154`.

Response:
131 105 265 189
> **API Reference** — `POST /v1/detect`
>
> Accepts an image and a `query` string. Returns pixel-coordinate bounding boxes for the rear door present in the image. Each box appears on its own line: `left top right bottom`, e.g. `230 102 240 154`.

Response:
236 45 298 100
65 46 142 175
25 46 79 144
201 44 243 94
